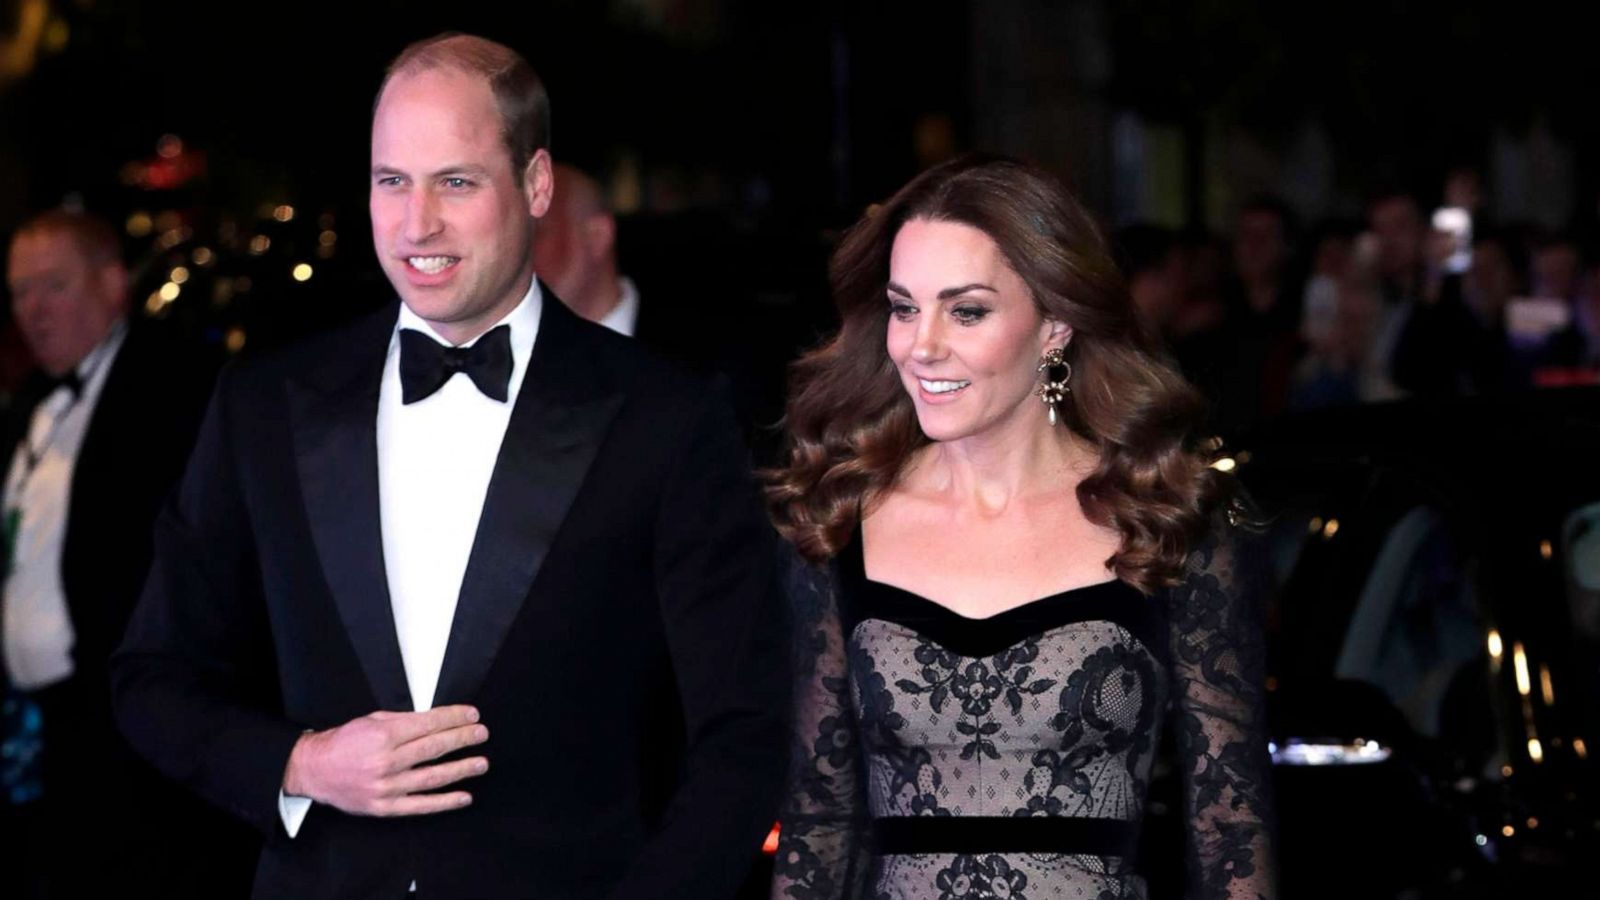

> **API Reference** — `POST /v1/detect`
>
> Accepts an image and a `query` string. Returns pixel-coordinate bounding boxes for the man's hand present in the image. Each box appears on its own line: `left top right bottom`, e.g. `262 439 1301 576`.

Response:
281 705 489 816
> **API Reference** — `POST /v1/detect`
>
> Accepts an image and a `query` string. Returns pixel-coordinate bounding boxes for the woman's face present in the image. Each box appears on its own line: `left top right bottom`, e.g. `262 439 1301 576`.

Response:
886 218 1068 443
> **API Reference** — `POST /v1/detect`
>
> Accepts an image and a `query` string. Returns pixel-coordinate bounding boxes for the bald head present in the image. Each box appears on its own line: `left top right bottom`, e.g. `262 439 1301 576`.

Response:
532 163 621 322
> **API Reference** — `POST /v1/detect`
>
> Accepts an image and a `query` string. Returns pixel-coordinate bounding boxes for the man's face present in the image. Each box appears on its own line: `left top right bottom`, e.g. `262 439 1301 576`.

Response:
370 67 552 343
7 229 125 377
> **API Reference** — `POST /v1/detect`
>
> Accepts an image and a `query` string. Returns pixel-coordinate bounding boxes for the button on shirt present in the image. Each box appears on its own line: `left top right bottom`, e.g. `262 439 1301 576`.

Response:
279 282 541 837
2 322 127 690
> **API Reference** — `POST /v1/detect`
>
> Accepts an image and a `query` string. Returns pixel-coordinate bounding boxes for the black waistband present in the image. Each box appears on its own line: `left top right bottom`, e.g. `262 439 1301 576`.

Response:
873 816 1137 858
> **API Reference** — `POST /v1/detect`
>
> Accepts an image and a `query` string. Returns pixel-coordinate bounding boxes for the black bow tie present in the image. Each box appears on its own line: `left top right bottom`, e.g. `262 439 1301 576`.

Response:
398 325 513 404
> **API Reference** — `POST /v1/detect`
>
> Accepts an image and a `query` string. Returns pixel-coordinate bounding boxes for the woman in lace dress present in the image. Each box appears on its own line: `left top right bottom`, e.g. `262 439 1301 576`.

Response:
766 155 1276 900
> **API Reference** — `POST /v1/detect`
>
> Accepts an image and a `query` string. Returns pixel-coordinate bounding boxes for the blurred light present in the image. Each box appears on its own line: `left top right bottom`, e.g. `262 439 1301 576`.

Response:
1540 540 1554 560
1308 517 1324 535
1488 630 1504 661
235 276 253 293
1264 675 1278 691
212 280 233 307
1235 450 1252 464
316 244 336 259
249 235 271 255
1541 665 1555 706
1529 739 1544 764
292 263 313 282
125 212 153 238
1576 739 1589 760
143 291 168 315
157 229 184 250
1502 765 1514 778
273 204 295 223
155 211 181 232
191 247 214 266
1475 834 1488 847
762 822 780 855
42 16 69 53
1527 817 1539 829
1323 519 1340 539
1270 738 1391 766
1514 643 1531 697
225 328 247 354
319 229 337 246
1211 457 1236 473
169 266 190 285
318 212 336 230
158 282 180 302
1502 825 1516 838
157 134 184 159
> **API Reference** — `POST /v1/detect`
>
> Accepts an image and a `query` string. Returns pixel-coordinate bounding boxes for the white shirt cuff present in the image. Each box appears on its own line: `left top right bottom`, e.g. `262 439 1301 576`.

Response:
278 790 313 837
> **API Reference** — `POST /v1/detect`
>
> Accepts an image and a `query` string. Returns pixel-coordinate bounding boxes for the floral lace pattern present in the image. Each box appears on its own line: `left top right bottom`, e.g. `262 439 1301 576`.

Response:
772 529 1276 900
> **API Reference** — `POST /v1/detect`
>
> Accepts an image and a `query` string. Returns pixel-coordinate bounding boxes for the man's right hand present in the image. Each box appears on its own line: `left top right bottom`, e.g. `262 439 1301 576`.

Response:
281 704 489 817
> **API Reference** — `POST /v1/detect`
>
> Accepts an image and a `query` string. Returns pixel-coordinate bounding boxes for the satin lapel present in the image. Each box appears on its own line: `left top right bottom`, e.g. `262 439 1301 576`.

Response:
287 306 413 711
432 297 623 706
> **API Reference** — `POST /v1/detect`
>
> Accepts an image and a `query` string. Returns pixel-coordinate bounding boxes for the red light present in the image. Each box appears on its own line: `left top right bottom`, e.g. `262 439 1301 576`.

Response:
762 822 780 855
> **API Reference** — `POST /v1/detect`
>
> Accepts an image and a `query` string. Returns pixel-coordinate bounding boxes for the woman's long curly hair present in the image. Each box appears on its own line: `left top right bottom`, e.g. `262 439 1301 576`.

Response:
765 154 1234 595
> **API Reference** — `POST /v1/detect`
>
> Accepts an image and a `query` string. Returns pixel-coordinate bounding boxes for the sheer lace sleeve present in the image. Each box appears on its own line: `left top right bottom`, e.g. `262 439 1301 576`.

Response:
771 544 873 899
1166 525 1279 900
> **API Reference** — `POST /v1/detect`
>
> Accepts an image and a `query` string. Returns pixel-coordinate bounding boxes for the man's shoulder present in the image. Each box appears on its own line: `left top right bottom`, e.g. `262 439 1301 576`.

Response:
554 299 713 406
222 304 398 397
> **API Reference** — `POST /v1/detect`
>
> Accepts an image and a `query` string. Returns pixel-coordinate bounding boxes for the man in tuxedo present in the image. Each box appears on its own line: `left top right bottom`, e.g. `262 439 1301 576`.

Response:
532 163 641 337
111 32 788 900
2 209 237 897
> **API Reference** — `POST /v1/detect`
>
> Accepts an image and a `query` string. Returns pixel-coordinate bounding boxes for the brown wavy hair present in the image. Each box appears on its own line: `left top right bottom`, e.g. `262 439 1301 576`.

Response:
765 154 1235 594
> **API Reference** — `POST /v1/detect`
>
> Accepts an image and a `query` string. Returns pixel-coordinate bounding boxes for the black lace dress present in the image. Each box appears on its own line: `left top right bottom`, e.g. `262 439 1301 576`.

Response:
772 527 1276 900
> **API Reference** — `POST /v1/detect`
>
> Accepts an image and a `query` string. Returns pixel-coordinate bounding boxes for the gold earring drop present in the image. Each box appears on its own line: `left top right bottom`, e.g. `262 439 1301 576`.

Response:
1036 347 1071 426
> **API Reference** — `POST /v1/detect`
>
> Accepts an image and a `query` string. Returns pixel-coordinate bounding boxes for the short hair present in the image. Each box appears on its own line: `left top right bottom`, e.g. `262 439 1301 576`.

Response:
379 32 550 180
11 209 122 268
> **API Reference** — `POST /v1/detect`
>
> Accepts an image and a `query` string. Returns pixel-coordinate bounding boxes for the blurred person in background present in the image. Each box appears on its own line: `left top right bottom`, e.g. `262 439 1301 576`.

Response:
2 209 232 898
531 162 639 336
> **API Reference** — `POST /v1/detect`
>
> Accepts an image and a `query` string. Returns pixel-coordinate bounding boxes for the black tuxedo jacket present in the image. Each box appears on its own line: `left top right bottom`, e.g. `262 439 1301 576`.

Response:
0 321 252 895
111 295 789 899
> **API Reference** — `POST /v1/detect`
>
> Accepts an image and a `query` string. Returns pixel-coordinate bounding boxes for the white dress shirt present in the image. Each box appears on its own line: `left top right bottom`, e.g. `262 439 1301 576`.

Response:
2 321 127 690
280 282 541 838
596 276 640 337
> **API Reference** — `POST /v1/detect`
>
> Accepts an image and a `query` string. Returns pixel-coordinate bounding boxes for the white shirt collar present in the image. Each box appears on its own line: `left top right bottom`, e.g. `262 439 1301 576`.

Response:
597 276 640 337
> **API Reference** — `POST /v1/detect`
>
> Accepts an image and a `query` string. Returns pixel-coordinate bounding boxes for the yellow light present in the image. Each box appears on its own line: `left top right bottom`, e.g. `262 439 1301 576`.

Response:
1501 765 1514 778
1540 665 1555 706
273 204 295 223
125 212 153 238
143 292 166 315
1502 825 1516 838
170 266 190 285
249 235 271 255
225 328 247 354
1527 817 1539 829
1514 643 1531 697
1323 519 1340 539
292 263 313 282
192 247 214 266
1487 630 1503 661
42 16 69 53
319 229 337 246
1308 517 1324 535
157 229 184 249
1528 739 1544 763
1575 739 1588 759
158 282 180 302
1540 540 1553 560
1211 457 1237 473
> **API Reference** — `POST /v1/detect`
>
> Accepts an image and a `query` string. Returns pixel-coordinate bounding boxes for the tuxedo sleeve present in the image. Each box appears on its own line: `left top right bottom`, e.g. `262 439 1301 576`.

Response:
110 365 304 834
603 381 790 899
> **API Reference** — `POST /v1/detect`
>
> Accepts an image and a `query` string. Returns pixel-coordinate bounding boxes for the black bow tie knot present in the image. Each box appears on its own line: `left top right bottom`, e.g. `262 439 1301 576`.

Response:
399 325 513 404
